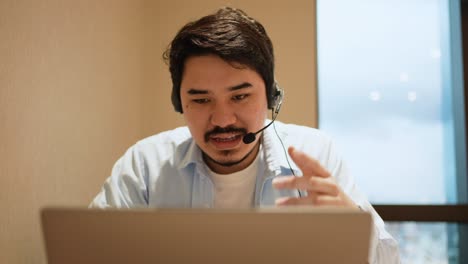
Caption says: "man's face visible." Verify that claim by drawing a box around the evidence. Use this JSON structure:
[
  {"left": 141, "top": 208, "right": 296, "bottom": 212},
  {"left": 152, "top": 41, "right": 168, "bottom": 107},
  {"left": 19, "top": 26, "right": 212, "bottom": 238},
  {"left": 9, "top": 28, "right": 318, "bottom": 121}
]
[{"left": 180, "top": 55, "right": 268, "bottom": 174}]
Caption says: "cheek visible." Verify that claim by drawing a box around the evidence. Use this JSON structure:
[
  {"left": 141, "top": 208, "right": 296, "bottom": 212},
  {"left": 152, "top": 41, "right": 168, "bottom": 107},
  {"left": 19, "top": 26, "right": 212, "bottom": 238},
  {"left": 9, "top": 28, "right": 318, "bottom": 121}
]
[
  {"left": 243, "top": 100, "right": 268, "bottom": 118},
  {"left": 183, "top": 111, "right": 207, "bottom": 138}
]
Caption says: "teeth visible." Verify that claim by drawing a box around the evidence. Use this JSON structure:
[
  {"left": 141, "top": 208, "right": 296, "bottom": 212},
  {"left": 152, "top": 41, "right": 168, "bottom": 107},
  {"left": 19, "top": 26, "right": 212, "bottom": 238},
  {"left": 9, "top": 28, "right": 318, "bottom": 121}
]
[{"left": 213, "top": 135, "right": 238, "bottom": 141}]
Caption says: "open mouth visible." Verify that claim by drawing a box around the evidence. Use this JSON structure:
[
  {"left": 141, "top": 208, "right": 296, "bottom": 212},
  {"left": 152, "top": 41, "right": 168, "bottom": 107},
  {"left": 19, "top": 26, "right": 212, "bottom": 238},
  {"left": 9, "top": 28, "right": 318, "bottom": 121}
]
[
  {"left": 211, "top": 134, "right": 241, "bottom": 141},
  {"left": 204, "top": 126, "right": 248, "bottom": 150},
  {"left": 209, "top": 133, "right": 243, "bottom": 149}
]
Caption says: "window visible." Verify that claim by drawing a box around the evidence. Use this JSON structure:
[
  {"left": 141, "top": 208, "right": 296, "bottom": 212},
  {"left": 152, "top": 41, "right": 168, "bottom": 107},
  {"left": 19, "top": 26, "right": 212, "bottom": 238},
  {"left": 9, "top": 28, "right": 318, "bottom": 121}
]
[
  {"left": 317, "top": 0, "right": 465, "bottom": 204},
  {"left": 316, "top": 0, "right": 467, "bottom": 262}
]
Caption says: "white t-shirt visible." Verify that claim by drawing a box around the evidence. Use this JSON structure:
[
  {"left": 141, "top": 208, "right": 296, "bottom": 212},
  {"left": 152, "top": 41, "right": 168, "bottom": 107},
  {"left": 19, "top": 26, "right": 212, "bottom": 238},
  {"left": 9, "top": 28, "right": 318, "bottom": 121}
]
[{"left": 207, "top": 152, "right": 260, "bottom": 209}]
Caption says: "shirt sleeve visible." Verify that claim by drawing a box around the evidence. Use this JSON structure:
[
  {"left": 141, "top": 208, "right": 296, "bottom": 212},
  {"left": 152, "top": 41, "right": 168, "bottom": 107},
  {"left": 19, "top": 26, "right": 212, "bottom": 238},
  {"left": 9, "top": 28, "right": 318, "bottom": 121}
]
[
  {"left": 89, "top": 144, "right": 149, "bottom": 208},
  {"left": 324, "top": 139, "right": 401, "bottom": 264},
  {"left": 359, "top": 199, "right": 401, "bottom": 264}
]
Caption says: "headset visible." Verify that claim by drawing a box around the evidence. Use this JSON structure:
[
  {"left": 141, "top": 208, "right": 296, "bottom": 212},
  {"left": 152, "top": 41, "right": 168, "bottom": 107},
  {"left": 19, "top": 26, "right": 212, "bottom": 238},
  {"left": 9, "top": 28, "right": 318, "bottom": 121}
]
[
  {"left": 171, "top": 79, "right": 283, "bottom": 145},
  {"left": 242, "top": 82, "right": 301, "bottom": 198},
  {"left": 173, "top": 80, "right": 300, "bottom": 197},
  {"left": 242, "top": 83, "right": 283, "bottom": 144}
]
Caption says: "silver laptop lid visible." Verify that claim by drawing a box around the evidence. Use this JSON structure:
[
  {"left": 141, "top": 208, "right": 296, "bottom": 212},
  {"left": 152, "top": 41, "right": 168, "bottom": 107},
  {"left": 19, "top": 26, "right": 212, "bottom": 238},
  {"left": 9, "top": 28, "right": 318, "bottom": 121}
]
[{"left": 41, "top": 207, "right": 372, "bottom": 264}]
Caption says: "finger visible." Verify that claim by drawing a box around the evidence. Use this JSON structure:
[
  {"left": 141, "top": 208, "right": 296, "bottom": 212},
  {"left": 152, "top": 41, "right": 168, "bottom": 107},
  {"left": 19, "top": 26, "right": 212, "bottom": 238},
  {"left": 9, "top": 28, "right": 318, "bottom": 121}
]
[
  {"left": 275, "top": 196, "right": 316, "bottom": 206},
  {"left": 276, "top": 195, "right": 344, "bottom": 207},
  {"left": 314, "top": 195, "right": 346, "bottom": 207},
  {"left": 272, "top": 176, "right": 312, "bottom": 190},
  {"left": 308, "top": 177, "right": 340, "bottom": 196},
  {"left": 272, "top": 176, "right": 339, "bottom": 197},
  {"left": 288, "top": 147, "right": 330, "bottom": 178}
]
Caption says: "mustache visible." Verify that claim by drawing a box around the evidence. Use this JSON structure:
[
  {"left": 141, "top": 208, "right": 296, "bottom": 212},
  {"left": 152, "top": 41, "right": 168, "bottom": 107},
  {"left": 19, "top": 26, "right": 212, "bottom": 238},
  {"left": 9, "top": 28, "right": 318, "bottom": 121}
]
[{"left": 204, "top": 126, "right": 247, "bottom": 142}]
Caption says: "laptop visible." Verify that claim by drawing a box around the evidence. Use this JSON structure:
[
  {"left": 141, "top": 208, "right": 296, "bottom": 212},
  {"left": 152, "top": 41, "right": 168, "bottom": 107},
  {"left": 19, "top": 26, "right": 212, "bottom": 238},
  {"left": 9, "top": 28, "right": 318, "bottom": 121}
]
[{"left": 41, "top": 207, "right": 372, "bottom": 264}]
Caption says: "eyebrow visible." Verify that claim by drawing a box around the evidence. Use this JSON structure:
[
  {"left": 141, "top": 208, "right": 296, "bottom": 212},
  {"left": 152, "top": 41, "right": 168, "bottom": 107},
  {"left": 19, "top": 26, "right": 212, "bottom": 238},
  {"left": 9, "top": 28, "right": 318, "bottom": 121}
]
[
  {"left": 229, "top": 82, "right": 252, "bottom": 91},
  {"left": 186, "top": 82, "right": 253, "bottom": 95}
]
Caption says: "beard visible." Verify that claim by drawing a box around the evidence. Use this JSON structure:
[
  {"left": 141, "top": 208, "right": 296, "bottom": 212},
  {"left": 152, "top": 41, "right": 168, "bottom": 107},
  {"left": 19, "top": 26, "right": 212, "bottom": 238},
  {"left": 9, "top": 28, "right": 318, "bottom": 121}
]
[{"left": 203, "top": 145, "right": 258, "bottom": 167}]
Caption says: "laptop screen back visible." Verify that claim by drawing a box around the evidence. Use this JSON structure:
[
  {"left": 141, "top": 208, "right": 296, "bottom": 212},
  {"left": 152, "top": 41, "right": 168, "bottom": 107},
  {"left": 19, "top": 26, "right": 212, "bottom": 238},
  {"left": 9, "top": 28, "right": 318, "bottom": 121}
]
[{"left": 41, "top": 207, "right": 371, "bottom": 264}]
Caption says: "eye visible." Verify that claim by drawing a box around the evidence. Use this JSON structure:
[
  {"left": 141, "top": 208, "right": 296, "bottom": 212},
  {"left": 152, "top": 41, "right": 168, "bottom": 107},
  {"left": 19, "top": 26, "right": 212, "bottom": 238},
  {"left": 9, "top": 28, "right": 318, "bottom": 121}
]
[
  {"left": 192, "top": 98, "right": 210, "bottom": 104},
  {"left": 232, "top": 94, "right": 249, "bottom": 101}
]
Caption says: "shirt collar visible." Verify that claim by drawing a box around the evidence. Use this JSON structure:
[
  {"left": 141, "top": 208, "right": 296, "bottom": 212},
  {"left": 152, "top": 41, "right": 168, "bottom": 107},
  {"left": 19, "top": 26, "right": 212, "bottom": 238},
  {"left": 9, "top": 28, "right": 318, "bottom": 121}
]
[
  {"left": 178, "top": 138, "right": 204, "bottom": 170},
  {"left": 261, "top": 120, "right": 301, "bottom": 176}
]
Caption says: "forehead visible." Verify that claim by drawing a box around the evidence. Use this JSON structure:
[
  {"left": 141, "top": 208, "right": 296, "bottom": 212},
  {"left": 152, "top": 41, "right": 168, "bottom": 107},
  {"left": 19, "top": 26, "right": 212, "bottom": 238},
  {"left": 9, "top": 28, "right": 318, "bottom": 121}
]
[{"left": 180, "top": 55, "right": 264, "bottom": 92}]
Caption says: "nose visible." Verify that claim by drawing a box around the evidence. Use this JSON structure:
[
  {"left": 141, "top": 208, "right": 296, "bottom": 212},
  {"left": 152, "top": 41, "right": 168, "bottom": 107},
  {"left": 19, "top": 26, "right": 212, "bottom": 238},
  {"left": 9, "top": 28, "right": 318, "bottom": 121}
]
[{"left": 210, "top": 101, "right": 237, "bottom": 128}]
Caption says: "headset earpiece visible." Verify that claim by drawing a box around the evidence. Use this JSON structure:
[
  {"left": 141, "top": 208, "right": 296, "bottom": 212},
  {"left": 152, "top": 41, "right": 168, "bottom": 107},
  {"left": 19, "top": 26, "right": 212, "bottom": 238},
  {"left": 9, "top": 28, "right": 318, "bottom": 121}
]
[
  {"left": 243, "top": 82, "right": 283, "bottom": 144},
  {"left": 272, "top": 83, "right": 284, "bottom": 114}
]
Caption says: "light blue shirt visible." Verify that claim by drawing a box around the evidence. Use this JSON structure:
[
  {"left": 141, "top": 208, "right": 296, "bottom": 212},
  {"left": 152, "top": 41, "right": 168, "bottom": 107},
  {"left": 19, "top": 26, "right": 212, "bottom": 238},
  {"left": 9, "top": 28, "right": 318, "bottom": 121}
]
[{"left": 90, "top": 120, "right": 400, "bottom": 263}]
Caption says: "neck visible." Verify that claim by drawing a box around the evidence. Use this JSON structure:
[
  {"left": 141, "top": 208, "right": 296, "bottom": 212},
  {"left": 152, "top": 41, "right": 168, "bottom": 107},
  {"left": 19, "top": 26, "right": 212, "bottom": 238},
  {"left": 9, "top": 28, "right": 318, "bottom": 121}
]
[{"left": 204, "top": 140, "right": 261, "bottom": 174}]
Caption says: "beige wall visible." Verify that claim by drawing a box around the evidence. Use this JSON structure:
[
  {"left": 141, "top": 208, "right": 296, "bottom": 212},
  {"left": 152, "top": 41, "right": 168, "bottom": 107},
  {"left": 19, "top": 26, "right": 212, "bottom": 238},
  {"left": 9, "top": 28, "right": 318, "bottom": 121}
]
[
  {"left": 0, "top": 1, "right": 145, "bottom": 263},
  {"left": 0, "top": 1, "right": 316, "bottom": 263}
]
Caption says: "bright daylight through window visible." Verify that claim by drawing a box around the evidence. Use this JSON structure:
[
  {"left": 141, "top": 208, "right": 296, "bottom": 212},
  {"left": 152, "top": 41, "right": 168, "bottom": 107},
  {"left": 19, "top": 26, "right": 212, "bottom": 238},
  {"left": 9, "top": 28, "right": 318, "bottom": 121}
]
[{"left": 317, "top": 0, "right": 466, "bottom": 263}]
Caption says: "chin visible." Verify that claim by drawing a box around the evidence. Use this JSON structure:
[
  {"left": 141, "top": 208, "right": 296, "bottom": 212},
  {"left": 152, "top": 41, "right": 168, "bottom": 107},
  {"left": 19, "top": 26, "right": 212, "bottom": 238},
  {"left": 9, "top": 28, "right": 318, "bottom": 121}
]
[
  {"left": 212, "top": 149, "right": 244, "bottom": 163},
  {"left": 206, "top": 155, "right": 246, "bottom": 168},
  {"left": 205, "top": 143, "right": 258, "bottom": 168}
]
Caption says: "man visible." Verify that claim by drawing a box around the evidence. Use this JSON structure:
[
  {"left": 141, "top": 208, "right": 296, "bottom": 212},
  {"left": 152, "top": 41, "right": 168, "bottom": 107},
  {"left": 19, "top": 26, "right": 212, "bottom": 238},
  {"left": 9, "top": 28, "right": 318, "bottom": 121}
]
[{"left": 90, "top": 7, "right": 400, "bottom": 263}]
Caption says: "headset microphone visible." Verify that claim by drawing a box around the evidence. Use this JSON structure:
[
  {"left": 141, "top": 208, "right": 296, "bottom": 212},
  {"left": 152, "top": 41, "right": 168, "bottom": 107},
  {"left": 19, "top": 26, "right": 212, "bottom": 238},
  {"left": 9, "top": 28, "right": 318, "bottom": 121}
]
[
  {"left": 242, "top": 117, "right": 277, "bottom": 144},
  {"left": 242, "top": 86, "right": 283, "bottom": 144},
  {"left": 242, "top": 133, "right": 257, "bottom": 144},
  {"left": 241, "top": 85, "right": 300, "bottom": 198}
]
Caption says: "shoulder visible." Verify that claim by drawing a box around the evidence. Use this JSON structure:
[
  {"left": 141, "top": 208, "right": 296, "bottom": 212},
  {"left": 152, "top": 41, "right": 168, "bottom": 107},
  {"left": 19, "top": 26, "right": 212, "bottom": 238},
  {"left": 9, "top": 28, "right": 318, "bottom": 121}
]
[
  {"left": 268, "top": 121, "right": 350, "bottom": 181},
  {"left": 271, "top": 120, "right": 339, "bottom": 163},
  {"left": 129, "top": 126, "right": 193, "bottom": 162},
  {"left": 273, "top": 120, "right": 333, "bottom": 146},
  {"left": 137, "top": 126, "right": 192, "bottom": 147}
]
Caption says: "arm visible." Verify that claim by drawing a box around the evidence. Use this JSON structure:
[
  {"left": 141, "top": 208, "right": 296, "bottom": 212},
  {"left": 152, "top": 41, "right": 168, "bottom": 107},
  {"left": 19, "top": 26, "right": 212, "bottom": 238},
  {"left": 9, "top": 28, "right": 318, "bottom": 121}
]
[
  {"left": 272, "top": 147, "right": 401, "bottom": 264},
  {"left": 89, "top": 145, "right": 148, "bottom": 208}
]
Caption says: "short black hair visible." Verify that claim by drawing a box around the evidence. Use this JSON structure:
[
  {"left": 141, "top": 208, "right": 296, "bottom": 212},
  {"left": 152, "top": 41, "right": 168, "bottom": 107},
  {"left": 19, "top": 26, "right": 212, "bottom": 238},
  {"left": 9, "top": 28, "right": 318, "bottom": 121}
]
[{"left": 163, "top": 7, "right": 275, "bottom": 113}]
